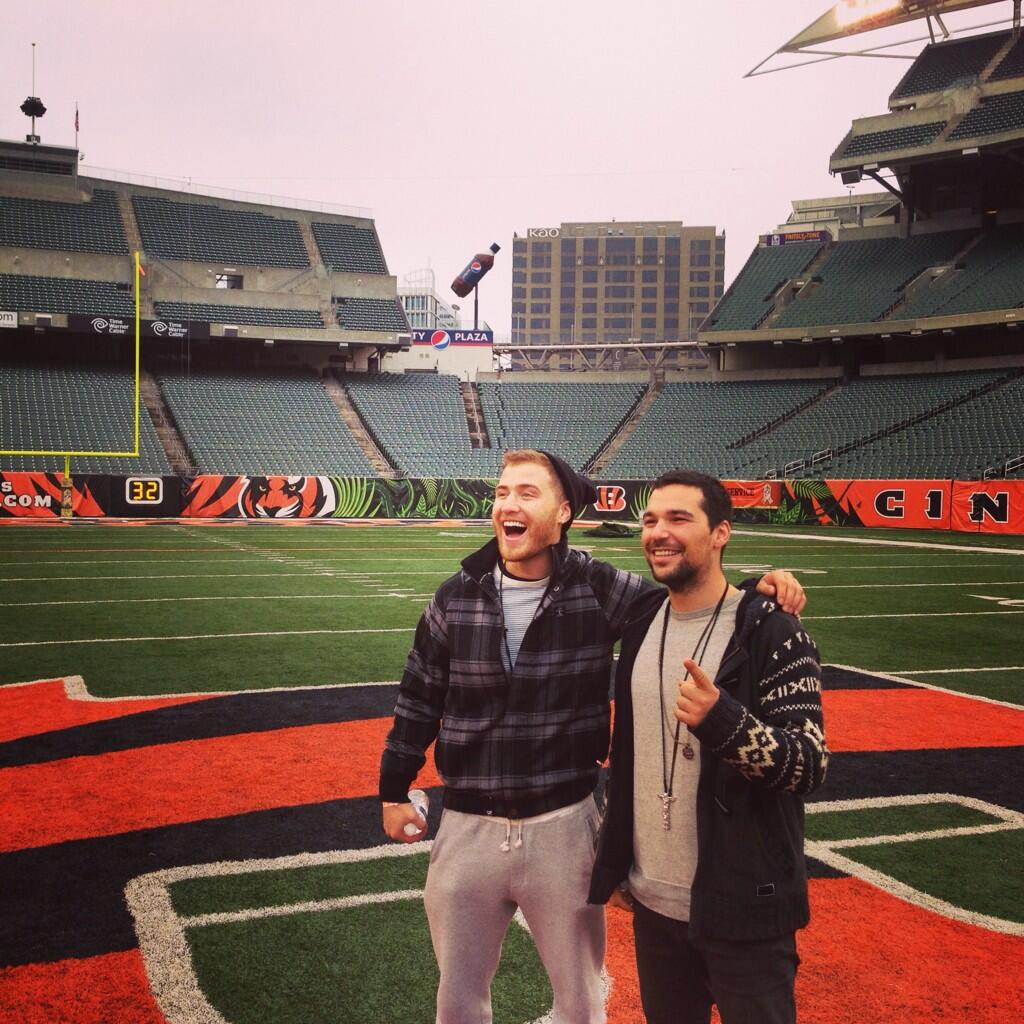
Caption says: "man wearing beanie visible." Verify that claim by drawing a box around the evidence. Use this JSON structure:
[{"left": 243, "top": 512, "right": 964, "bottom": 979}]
[{"left": 379, "top": 450, "right": 804, "bottom": 1024}]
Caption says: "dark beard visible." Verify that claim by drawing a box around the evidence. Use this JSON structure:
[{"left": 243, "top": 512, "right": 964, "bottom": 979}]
[{"left": 649, "top": 558, "right": 700, "bottom": 592}]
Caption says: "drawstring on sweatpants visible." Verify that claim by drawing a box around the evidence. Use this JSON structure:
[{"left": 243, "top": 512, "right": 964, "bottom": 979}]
[{"left": 499, "top": 819, "right": 524, "bottom": 852}]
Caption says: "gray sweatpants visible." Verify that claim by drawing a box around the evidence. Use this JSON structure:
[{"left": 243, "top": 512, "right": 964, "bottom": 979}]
[{"left": 423, "top": 796, "right": 607, "bottom": 1024}]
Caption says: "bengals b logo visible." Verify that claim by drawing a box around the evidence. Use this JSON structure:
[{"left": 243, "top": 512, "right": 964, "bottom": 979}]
[{"left": 595, "top": 485, "right": 626, "bottom": 513}]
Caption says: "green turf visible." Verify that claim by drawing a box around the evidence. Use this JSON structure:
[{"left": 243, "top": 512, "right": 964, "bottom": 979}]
[
  {"left": 844, "top": 828, "right": 1023, "bottom": 923},
  {"left": 170, "top": 853, "right": 430, "bottom": 917},
  {"left": 806, "top": 802, "right": 1002, "bottom": 842},
  {"left": 187, "top": 899, "right": 551, "bottom": 1024},
  {"left": 1, "top": 521, "right": 1022, "bottom": 705}
]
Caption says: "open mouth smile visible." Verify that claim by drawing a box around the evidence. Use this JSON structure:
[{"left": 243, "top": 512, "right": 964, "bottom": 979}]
[{"left": 501, "top": 520, "right": 528, "bottom": 538}]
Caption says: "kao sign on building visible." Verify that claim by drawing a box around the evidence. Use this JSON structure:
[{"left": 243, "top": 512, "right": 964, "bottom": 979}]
[{"left": 527, "top": 228, "right": 560, "bottom": 238}]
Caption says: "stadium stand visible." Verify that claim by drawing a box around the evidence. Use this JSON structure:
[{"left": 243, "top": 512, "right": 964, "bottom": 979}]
[
  {"left": 948, "top": 89, "right": 1024, "bottom": 140},
  {"left": 890, "top": 30, "right": 1011, "bottom": 99},
  {"left": 312, "top": 222, "right": 388, "bottom": 274},
  {"left": 131, "top": 194, "right": 309, "bottom": 267},
  {"left": 827, "top": 373, "right": 1024, "bottom": 479},
  {"left": 477, "top": 380, "right": 645, "bottom": 471},
  {"left": 989, "top": 32, "right": 1024, "bottom": 81},
  {"left": 335, "top": 297, "right": 409, "bottom": 333},
  {"left": 704, "top": 241, "right": 823, "bottom": 331},
  {"left": 0, "top": 273, "right": 134, "bottom": 317},
  {"left": 893, "top": 223, "right": 1024, "bottom": 318},
  {"left": 732, "top": 370, "right": 1007, "bottom": 477},
  {"left": 0, "top": 362, "right": 171, "bottom": 474},
  {"left": 157, "top": 369, "right": 374, "bottom": 475},
  {"left": 343, "top": 372, "right": 502, "bottom": 478},
  {"left": 772, "top": 230, "right": 973, "bottom": 328},
  {"left": 0, "top": 188, "right": 127, "bottom": 254},
  {"left": 154, "top": 301, "right": 324, "bottom": 329},
  {"left": 600, "top": 378, "right": 830, "bottom": 479},
  {"left": 841, "top": 121, "right": 947, "bottom": 158}
]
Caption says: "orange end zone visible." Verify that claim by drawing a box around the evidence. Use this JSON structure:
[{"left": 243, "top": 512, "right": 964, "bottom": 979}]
[
  {"left": 1, "top": 717, "right": 439, "bottom": 853},
  {"left": 796, "top": 875, "right": 1024, "bottom": 1024},
  {"left": 0, "top": 679, "right": 215, "bottom": 745},
  {"left": 822, "top": 688, "right": 1024, "bottom": 752},
  {"left": 0, "top": 950, "right": 167, "bottom": 1024}
]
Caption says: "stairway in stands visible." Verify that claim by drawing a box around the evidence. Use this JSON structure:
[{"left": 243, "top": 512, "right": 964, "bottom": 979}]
[
  {"left": 139, "top": 369, "right": 195, "bottom": 474},
  {"left": 460, "top": 381, "right": 492, "bottom": 449},
  {"left": 588, "top": 375, "right": 663, "bottom": 475},
  {"left": 323, "top": 374, "right": 396, "bottom": 477}
]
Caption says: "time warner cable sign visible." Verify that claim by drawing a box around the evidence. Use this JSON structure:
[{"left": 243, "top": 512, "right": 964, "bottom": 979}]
[{"left": 412, "top": 329, "right": 493, "bottom": 349}]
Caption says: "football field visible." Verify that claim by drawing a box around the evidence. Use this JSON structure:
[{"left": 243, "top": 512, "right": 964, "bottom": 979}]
[{"left": 1, "top": 520, "right": 1022, "bottom": 1023}]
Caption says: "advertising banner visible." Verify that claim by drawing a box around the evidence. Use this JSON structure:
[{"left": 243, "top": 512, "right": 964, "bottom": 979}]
[
  {"left": 951, "top": 480, "right": 1024, "bottom": 535},
  {"left": 0, "top": 473, "right": 104, "bottom": 518},
  {"left": 68, "top": 315, "right": 211, "bottom": 340},
  {"left": 411, "top": 329, "right": 493, "bottom": 348}
]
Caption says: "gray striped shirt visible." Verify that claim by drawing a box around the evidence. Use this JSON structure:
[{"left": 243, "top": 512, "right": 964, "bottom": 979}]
[{"left": 494, "top": 565, "right": 549, "bottom": 672}]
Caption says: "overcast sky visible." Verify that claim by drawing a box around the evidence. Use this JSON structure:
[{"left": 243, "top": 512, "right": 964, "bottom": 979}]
[{"left": 2, "top": 1, "right": 1013, "bottom": 336}]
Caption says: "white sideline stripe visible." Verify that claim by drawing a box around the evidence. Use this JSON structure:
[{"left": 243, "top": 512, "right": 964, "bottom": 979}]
[
  {"left": 805, "top": 794, "right": 1024, "bottom": 936},
  {"left": 826, "top": 662, "right": 1024, "bottom": 709},
  {"left": 0, "top": 593, "right": 433, "bottom": 609},
  {"left": 2, "top": 563, "right": 1016, "bottom": 584},
  {"left": 0, "top": 627, "right": 413, "bottom": 649},
  {"left": 0, "top": 674, "right": 401, "bottom": 701},
  {"left": 732, "top": 528, "right": 1024, "bottom": 556},
  {"left": 826, "top": 821, "right": 1020, "bottom": 849},
  {"left": 181, "top": 888, "right": 425, "bottom": 929},
  {"left": 804, "top": 610, "right": 1024, "bottom": 620},
  {"left": 806, "top": 580, "right": 1024, "bottom": 589},
  {"left": 126, "top": 842, "right": 557, "bottom": 1024},
  {"left": 890, "top": 665, "right": 1024, "bottom": 675}
]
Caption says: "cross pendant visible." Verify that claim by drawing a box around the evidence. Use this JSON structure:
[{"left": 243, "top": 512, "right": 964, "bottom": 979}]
[{"left": 659, "top": 791, "right": 676, "bottom": 831}]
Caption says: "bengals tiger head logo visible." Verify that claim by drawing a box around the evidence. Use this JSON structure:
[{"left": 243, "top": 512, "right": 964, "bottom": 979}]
[{"left": 239, "top": 476, "right": 337, "bottom": 518}]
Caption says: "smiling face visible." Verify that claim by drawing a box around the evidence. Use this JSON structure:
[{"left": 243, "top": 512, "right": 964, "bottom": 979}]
[
  {"left": 642, "top": 483, "right": 731, "bottom": 593},
  {"left": 491, "top": 459, "right": 570, "bottom": 579}
]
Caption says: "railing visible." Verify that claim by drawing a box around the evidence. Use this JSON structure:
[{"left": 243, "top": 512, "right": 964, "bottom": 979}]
[
  {"left": 80, "top": 164, "right": 372, "bottom": 219},
  {"left": 784, "top": 458, "right": 807, "bottom": 476},
  {"left": 811, "top": 447, "right": 834, "bottom": 466}
]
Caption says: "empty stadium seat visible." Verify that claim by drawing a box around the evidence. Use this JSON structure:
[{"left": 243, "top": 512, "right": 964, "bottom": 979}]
[
  {"left": 893, "top": 223, "right": 1024, "bottom": 319},
  {"left": 0, "top": 362, "right": 171, "bottom": 474},
  {"left": 335, "top": 298, "right": 408, "bottom": 333},
  {"left": 706, "top": 242, "right": 823, "bottom": 332},
  {"left": 157, "top": 369, "right": 375, "bottom": 476},
  {"left": 840, "top": 121, "right": 947, "bottom": 158},
  {"left": 602, "top": 379, "right": 829, "bottom": 480},
  {"left": 0, "top": 273, "right": 134, "bottom": 317},
  {"left": 312, "top": 222, "right": 388, "bottom": 274},
  {"left": 343, "top": 373, "right": 501, "bottom": 478},
  {"left": 477, "top": 380, "right": 645, "bottom": 471},
  {"left": 154, "top": 301, "right": 324, "bottom": 329},
  {"left": 890, "top": 31, "right": 1011, "bottom": 99},
  {"left": 948, "top": 89, "right": 1024, "bottom": 141},
  {"left": 0, "top": 189, "right": 128, "bottom": 255},
  {"left": 773, "top": 230, "right": 973, "bottom": 328},
  {"left": 132, "top": 194, "right": 308, "bottom": 268}
]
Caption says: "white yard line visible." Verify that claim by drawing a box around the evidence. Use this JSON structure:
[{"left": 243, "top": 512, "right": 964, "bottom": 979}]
[
  {"left": 0, "top": 593, "right": 433, "bottom": 609},
  {"left": 804, "top": 610, "right": 1024, "bottom": 620},
  {"left": 826, "top": 663, "right": 1023, "bottom": 709},
  {"left": 805, "top": 794, "right": 1024, "bottom": 936},
  {"left": 889, "top": 665, "right": 1024, "bottom": 675},
  {"left": 0, "top": 627, "right": 414, "bottom": 649},
  {"left": 732, "top": 529, "right": 1024, "bottom": 556},
  {"left": 805, "top": 581, "right": 1024, "bottom": 589}
]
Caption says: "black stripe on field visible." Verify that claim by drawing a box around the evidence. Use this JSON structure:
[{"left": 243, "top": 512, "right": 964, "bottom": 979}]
[
  {"left": 820, "top": 666, "right": 913, "bottom": 691},
  {"left": 809, "top": 746, "right": 1024, "bottom": 813},
  {"left": 0, "top": 684, "right": 400, "bottom": 769},
  {"left": 0, "top": 789, "right": 440, "bottom": 969}
]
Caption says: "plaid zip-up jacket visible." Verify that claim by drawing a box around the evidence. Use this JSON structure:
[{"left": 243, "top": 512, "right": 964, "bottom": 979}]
[{"left": 379, "top": 537, "right": 651, "bottom": 818}]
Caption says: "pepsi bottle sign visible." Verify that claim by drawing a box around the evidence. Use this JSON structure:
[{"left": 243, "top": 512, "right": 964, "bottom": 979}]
[{"left": 451, "top": 242, "right": 501, "bottom": 298}]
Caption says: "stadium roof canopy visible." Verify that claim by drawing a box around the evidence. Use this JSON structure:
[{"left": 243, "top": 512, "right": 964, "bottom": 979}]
[{"left": 748, "top": 0, "right": 1020, "bottom": 77}]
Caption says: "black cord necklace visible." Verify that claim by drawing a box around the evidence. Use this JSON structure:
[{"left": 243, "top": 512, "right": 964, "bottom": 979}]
[{"left": 657, "top": 580, "right": 729, "bottom": 831}]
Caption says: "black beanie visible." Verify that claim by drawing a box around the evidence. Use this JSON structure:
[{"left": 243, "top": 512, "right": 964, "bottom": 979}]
[{"left": 539, "top": 451, "right": 598, "bottom": 536}]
